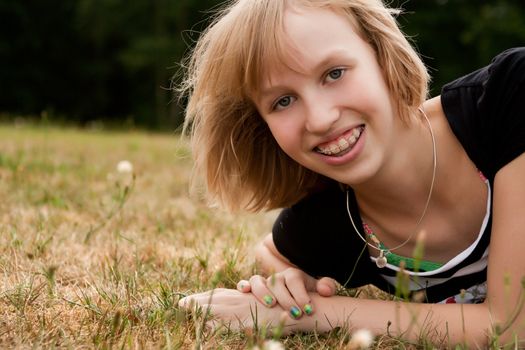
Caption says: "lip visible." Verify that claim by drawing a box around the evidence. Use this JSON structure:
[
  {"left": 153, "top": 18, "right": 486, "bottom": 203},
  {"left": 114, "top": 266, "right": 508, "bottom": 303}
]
[{"left": 314, "top": 125, "right": 366, "bottom": 165}]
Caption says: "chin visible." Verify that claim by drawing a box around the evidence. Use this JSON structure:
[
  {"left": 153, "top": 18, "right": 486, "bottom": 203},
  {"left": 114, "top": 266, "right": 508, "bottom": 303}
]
[{"left": 335, "top": 163, "right": 381, "bottom": 187}]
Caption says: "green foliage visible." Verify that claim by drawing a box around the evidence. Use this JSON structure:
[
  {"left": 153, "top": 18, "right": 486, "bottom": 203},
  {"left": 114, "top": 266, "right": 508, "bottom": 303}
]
[
  {"left": 0, "top": 0, "right": 219, "bottom": 129},
  {"left": 1, "top": 0, "right": 524, "bottom": 129},
  {"left": 394, "top": 0, "right": 525, "bottom": 94}
]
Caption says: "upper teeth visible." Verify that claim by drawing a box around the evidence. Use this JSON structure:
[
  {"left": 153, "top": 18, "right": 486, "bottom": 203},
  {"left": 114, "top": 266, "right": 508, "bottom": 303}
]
[{"left": 317, "top": 127, "right": 363, "bottom": 156}]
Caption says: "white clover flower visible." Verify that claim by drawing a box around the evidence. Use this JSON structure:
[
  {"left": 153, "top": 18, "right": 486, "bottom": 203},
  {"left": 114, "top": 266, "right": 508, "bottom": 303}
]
[
  {"left": 116, "top": 160, "right": 133, "bottom": 174},
  {"left": 348, "top": 328, "right": 374, "bottom": 349},
  {"left": 262, "top": 339, "right": 285, "bottom": 350}
]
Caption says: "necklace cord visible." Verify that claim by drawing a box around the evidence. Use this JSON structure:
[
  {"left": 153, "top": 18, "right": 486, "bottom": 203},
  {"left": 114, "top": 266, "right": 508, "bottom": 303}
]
[{"left": 346, "top": 107, "right": 437, "bottom": 256}]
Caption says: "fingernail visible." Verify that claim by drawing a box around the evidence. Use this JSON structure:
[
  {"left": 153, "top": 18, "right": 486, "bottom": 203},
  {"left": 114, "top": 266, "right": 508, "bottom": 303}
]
[
  {"left": 290, "top": 306, "right": 302, "bottom": 319},
  {"left": 263, "top": 295, "right": 273, "bottom": 306},
  {"left": 303, "top": 304, "right": 313, "bottom": 315}
]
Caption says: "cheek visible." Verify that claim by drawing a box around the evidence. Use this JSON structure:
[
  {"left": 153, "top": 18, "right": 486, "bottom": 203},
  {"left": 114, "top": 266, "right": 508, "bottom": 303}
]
[
  {"left": 349, "top": 67, "right": 392, "bottom": 110},
  {"left": 267, "top": 120, "right": 301, "bottom": 155}
]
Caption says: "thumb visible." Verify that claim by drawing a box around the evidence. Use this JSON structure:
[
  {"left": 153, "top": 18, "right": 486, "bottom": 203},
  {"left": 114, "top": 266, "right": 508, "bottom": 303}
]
[{"left": 316, "top": 277, "right": 337, "bottom": 297}]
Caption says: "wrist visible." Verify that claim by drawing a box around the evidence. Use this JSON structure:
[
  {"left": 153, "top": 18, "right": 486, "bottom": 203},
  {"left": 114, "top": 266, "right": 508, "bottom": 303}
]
[
  {"left": 280, "top": 293, "right": 352, "bottom": 334},
  {"left": 293, "top": 293, "right": 348, "bottom": 333}
]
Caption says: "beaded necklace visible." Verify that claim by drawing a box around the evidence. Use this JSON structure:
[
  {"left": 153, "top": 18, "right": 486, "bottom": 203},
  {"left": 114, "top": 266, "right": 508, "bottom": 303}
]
[
  {"left": 346, "top": 108, "right": 436, "bottom": 269},
  {"left": 362, "top": 221, "right": 443, "bottom": 271},
  {"left": 360, "top": 170, "right": 488, "bottom": 272}
]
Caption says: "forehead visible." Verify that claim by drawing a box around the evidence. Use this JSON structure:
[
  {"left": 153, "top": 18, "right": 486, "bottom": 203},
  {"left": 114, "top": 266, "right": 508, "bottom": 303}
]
[{"left": 254, "top": 5, "right": 364, "bottom": 91}]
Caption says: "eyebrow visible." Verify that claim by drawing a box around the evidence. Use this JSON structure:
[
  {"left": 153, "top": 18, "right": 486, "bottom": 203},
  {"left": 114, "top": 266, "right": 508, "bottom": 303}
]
[{"left": 258, "top": 49, "right": 356, "bottom": 100}]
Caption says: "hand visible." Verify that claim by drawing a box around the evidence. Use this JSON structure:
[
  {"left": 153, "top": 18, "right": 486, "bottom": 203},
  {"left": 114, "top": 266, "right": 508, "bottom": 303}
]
[
  {"left": 178, "top": 288, "right": 297, "bottom": 334},
  {"left": 236, "top": 268, "right": 337, "bottom": 320}
]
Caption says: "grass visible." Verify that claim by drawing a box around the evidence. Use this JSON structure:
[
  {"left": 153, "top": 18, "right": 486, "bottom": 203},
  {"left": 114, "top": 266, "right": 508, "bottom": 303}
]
[
  {"left": 2, "top": 122, "right": 518, "bottom": 349},
  {"left": 0, "top": 122, "right": 278, "bottom": 348}
]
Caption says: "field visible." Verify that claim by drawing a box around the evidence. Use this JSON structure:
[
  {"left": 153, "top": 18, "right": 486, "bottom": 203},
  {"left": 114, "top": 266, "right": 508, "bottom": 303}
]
[
  {"left": 0, "top": 123, "right": 282, "bottom": 348},
  {"left": 0, "top": 124, "right": 384, "bottom": 349},
  {"left": 2, "top": 123, "right": 509, "bottom": 349}
]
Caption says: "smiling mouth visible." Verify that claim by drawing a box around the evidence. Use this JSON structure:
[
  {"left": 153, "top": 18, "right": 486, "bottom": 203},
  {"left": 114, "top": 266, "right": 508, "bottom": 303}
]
[{"left": 315, "top": 126, "right": 365, "bottom": 157}]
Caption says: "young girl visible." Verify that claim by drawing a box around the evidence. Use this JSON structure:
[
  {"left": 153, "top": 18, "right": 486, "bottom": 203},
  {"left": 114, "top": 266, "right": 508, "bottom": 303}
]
[{"left": 178, "top": 0, "right": 525, "bottom": 347}]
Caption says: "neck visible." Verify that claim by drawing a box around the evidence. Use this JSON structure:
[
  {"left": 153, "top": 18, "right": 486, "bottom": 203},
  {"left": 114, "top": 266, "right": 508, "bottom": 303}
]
[{"left": 352, "top": 109, "right": 437, "bottom": 221}]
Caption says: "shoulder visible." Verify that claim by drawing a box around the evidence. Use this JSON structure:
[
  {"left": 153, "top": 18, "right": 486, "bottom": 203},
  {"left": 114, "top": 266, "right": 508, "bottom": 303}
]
[
  {"left": 440, "top": 47, "right": 525, "bottom": 177},
  {"left": 441, "top": 47, "right": 525, "bottom": 113},
  {"left": 487, "top": 47, "right": 525, "bottom": 84},
  {"left": 490, "top": 47, "right": 525, "bottom": 68},
  {"left": 442, "top": 47, "right": 525, "bottom": 94}
]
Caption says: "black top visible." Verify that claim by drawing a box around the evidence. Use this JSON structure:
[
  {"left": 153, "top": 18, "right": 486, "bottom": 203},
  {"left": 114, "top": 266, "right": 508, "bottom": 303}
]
[{"left": 272, "top": 47, "right": 525, "bottom": 303}]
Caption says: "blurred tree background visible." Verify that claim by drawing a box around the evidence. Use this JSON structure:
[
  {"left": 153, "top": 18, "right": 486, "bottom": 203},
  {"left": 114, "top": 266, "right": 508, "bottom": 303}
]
[{"left": 0, "top": 0, "right": 524, "bottom": 131}]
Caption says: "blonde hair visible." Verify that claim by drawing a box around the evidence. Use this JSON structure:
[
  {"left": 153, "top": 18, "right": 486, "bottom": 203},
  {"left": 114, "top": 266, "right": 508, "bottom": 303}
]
[{"left": 180, "top": 0, "right": 429, "bottom": 212}]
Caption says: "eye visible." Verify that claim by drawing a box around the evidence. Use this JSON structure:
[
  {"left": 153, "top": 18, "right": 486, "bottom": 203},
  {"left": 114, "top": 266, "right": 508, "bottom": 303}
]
[
  {"left": 272, "top": 95, "right": 296, "bottom": 111},
  {"left": 325, "top": 68, "right": 345, "bottom": 83}
]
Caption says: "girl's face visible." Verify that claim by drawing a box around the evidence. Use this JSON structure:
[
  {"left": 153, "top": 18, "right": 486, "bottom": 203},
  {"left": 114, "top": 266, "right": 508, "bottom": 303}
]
[{"left": 254, "top": 6, "right": 402, "bottom": 186}]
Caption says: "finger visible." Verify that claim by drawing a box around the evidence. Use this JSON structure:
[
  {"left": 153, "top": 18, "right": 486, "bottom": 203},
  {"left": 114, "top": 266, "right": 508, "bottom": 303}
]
[
  {"left": 179, "top": 298, "right": 213, "bottom": 320},
  {"left": 266, "top": 274, "right": 304, "bottom": 319},
  {"left": 302, "top": 273, "right": 320, "bottom": 292},
  {"left": 249, "top": 275, "right": 276, "bottom": 307},
  {"left": 178, "top": 296, "right": 195, "bottom": 309},
  {"left": 281, "top": 272, "right": 314, "bottom": 316},
  {"left": 237, "top": 279, "right": 251, "bottom": 293},
  {"left": 316, "top": 277, "right": 337, "bottom": 297},
  {"left": 205, "top": 318, "right": 221, "bottom": 333},
  {"left": 178, "top": 292, "right": 215, "bottom": 309},
  {"left": 205, "top": 317, "right": 241, "bottom": 334},
  {"left": 178, "top": 288, "right": 231, "bottom": 308}
]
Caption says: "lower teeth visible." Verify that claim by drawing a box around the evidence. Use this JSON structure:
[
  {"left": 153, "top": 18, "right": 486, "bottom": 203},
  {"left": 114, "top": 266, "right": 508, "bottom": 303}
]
[{"left": 333, "top": 147, "right": 352, "bottom": 156}]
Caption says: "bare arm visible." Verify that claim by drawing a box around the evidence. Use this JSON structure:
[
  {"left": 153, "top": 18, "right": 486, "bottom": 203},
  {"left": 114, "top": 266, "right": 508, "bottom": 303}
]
[
  {"left": 298, "top": 153, "right": 525, "bottom": 347},
  {"left": 484, "top": 151, "right": 525, "bottom": 344},
  {"left": 253, "top": 232, "right": 337, "bottom": 294},
  {"left": 247, "top": 233, "right": 337, "bottom": 314},
  {"left": 301, "top": 293, "right": 491, "bottom": 346},
  {"left": 254, "top": 233, "right": 297, "bottom": 274},
  {"left": 181, "top": 153, "right": 525, "bottom": 347}
]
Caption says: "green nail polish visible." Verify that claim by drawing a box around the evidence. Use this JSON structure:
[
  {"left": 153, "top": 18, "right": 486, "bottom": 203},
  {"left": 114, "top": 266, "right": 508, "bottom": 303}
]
[
  {"left": 290, "top": 306, "right": 302, "bottom": 319},
  {"left": 303, "top": 304, "right": 313, "bottom": 315},
  {"left": 263, "top": 295, "right": 273, "bottom": 305}
]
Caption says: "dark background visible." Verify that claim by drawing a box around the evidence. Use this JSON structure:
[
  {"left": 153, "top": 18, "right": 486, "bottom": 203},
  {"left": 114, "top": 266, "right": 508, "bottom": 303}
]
[{"left": 1, "top": 0, "right": 524, "bottom": 131}]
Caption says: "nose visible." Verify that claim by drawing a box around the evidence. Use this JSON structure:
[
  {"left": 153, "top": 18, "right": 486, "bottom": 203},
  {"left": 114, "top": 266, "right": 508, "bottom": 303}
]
[{"left": 303, "top": 97, "right": 339, "bottom": 134}]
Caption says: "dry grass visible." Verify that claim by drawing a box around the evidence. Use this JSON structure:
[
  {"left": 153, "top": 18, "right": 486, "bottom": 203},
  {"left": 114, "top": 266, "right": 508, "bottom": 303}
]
[
  {"left": 0, "top": 123, "right": 275, "bottom": 348},
  {"left": 0, "top": 122, "right": 482, "bottom": 349}
]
